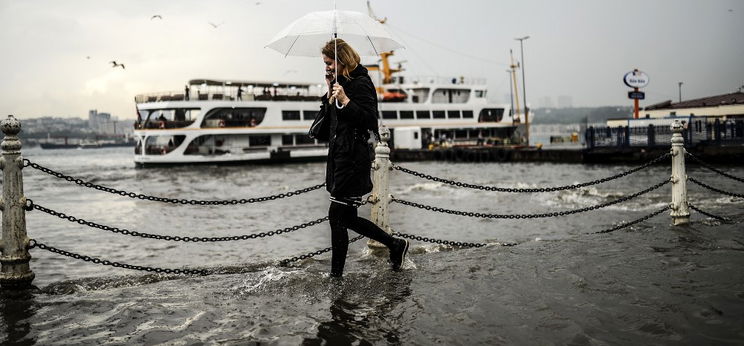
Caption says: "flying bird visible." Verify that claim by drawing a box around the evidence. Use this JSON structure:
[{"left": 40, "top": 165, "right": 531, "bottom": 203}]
[
  {"left": 208, "top": 22, "right": 224, "bottom": 29},
  {"left": 151, "top": 15, "right": 162, "bottom": 20},
  {"left": 110, "top": 61, "right": 125, "bottom": 69}
]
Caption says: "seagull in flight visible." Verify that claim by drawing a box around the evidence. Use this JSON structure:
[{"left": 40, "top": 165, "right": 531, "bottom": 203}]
[
  {"left": 110, "top": 61, "right": 125, "bottom": 69},
  {"left": 208, "top": 21, "right": 224, "bottom": 29},
  {"left": 151, "top": 15, "right": 162, "bottom": 20}
]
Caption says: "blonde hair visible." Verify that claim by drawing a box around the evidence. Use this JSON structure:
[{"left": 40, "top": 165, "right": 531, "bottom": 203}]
[{"left": 322, "top": 38, "right": 360, "bottom": 80}]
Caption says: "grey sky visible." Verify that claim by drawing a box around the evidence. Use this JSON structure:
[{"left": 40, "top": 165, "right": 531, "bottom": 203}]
[{"left": 1, "top": 0, "right": 742, "bottom": 119}]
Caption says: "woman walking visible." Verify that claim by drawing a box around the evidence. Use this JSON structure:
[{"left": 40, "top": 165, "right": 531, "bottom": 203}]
[{"left": 315, "top": 38, "right": 409, "bottom": 278}]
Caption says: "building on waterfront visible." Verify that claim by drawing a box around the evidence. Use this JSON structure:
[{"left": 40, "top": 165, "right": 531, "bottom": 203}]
[
  {"left": 641, "top": 91, "right": 744, "bottom": 120},
  {"left": 88, "top": 109, "right": 129, "bottom": 135}
]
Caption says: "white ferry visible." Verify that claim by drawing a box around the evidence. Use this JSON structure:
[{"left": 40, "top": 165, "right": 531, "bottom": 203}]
[{"left": 132, "top": 58, "right": 526, "bottom": 167}]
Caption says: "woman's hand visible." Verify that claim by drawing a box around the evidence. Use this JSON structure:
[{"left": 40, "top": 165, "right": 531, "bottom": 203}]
[
  {"left": 325, "top": 72, "right": 334, "bottom": 99},
  {"left": 332, "top": 83, "right": 350, "bottom": 106}
]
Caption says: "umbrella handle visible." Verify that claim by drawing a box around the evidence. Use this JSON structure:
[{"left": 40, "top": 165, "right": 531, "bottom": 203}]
[{"left": 335, "top": 99, "right": 345, "bottom": 109}]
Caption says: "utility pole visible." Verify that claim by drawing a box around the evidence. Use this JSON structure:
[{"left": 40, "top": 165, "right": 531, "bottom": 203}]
[{"left": 678, "top": 82, "right": 683, "bottom": 103}]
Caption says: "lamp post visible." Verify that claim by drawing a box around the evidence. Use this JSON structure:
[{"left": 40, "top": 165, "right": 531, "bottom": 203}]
[
  {"left": 678, "top": 82, "right": 683, "bottom": 103},
  {"left": 515, "top": 35, "right": 530, "bottom": 145}
]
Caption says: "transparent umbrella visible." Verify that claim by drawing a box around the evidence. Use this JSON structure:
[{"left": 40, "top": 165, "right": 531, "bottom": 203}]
[{"left": 265, "top": 9, "right": 403, "bottom": 58}]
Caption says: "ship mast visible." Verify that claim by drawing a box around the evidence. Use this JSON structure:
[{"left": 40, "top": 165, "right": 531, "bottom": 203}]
[
  {"left": 364, "top": 1, "right": 401, "bottom": 90},
  {"left": 509, "top": 49, "right": 521, "bottom": 123}
]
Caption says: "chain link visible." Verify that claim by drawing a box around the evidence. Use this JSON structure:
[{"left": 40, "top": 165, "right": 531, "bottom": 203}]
[
  {"left": 686, "top": 152, "right": 744, "bottom": 183},
  {"left": 688, "top": 203, "right": 734, "bottom": 222},
  {"left": 392, "top": 231, "right": 517, "bottom": 248},
  {"left": 393, "top": 179, "right": 670, "bottom": 219},
  {"left": 29, "top": 201, "right": 328, "bottom": 242},
  {"left": 23, "top": 159, "right": 324, "bottom": 205},
  {"left": 30, "top": 241, "right": 208, "bottom": 275},
  {"left": 590, "top": 205, "right": 670, "bottom": 234},
  {"left": 688, "top": 177, "right": 744, "bottom": 199},
  {"left": 393, "top": 153, "right": 670, "bottom": 193},
  {"left": 279, "top": 235, "right": 365, "bottom": 266}
]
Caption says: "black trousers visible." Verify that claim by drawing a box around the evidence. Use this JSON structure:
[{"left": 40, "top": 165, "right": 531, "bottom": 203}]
[{"left": 328, "top": 197, "right": 395, "bottom": 276}]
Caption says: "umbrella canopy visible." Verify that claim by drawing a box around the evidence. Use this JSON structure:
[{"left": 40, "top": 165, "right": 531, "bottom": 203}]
[{"left": 266, "top": 10, "right": 403, "bottom": 57}]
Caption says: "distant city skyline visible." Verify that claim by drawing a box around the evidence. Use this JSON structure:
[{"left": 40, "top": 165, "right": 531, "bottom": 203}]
[{"left": 1, "top": 0, "right": 742, "bottom": 119}]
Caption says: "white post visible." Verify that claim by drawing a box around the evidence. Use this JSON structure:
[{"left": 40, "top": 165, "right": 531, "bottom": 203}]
[
  {"left": 369, "top": 125, "right": 392, "bottom": 250},
  {"left": 0, "top": 115, "right": 35, "bottom": 288},
  {"left": 670, "top": 120, "right": 690, "bottom": 226}
]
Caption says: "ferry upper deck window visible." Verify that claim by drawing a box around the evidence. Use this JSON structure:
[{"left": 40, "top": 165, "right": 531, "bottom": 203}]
[
  {"left": 447, "top": 110, "right": 461, "bottom": 119},
  {"left": 432, "top": 110, "right": 446, "bottom": 119},
  {"left": 416, "top": 110, "right": 431, "bottom": 119},
  {"left": 475, "top": 90, "right": 485, "bottom": 98},
  {"left": 462, "top": 110, "right": 474, "bottom": 118},
  {"left": 202, "top": 107, "right": 266, "bottom": 128},
  {"left": 432, "top": 88, "right": 470, "bottom": 104},
  {"left": 400, "top": 111, "right": 414, "bottom": 119},
  {"left": 302, "top": 110, "right": 316, "bottom": 120},
  {"left": 282, "top": 110, "right": 301, "bottom": 121},
  {"left": 382, "top": 111, "right": 397, "bottom": 119},
  {"left": 478, "top": 108, "right": 504, "bottom": 123}
]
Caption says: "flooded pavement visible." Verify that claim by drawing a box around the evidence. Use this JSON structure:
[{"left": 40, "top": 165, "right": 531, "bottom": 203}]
[{"left": 1, "top": 147, "right": 742, "bottom": 344}]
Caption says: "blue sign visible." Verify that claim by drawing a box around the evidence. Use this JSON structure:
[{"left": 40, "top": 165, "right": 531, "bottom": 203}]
[{"left": 628, "top": 91, "right": 645, "bottom": 100}]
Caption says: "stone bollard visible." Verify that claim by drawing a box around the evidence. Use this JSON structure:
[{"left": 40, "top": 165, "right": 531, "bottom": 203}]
[
  {"left": 670, "top": 120, "right": 690, "bottom": 226},
  {"left": 368, "top": 125, "right": 392, "bottom": 251},
  {"left": 0, "top": 115, "right": 35, "bottom": 288}
]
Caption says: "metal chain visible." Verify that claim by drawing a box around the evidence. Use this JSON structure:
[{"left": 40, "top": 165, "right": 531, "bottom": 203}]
[
  {"left": 23, "top": 159, "right": 324, "bottom": 205},
  {"left": 686, "top": 152, "right": 744, "bottom": 183},
  {"left": 392, "top": 231, "right": 517, "bottom": 248},
  {"left": 28, "top": 200, "right": 328, "bottom": 242},
  {"left": 688, "top": 177, "right": 744, "bottom": 199},
  {"left": 590, "top": 205, "right": 670, "bottom": 234},
  {"left": 29, "top": 240, "right": 208, "bottom": 275},
  {"left": 392, "top": 179, "right": 670, "bottom": 219},
  {"left": 688, "top": 203, "right": 734, "bottom": 222},
  {"left": 278, "top": 235, "right": 365, "bottom": 266},
  {"left": 393, "top": 153, "right": 671, "bottom": 193}
]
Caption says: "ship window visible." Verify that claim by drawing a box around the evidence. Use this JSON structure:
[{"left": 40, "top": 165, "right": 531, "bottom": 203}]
[
  {"left": 142, "top": 108, "right": 199, "bottom": 129},
  {"left": 400, "top": 111, "right": 414, "bottom": 119},
  {"left": 447, "top": 110, "right": 461, "bottom": 119},
  {"left": 478, "top": 108, "right": 504, "bottom": 123},
  {"left": 282, "top": 135, "right": 294, "bottom": 145},
  {"left": 455, "top": 129, "right": 468, "bottom": 138},
  {"left": 462, "top": 110, "right": 474, "bottom": 118},
  {"left": 282, "top": 110, "right": 301, "bottom": 121},
  {"left": 416, "top": 110, "right": 431, "bottom": 119},
  {"left": 432, "top": 88, "right": 470, "bottom": 103},
  {"left": 432, "top": 110, "right": 446, "bottom": 119},
  {"left": 411, "top": 88, "right": 430, "bottom": 103},
  {"left": 382, "top": 111, "right": 398, "bottom": 119},
  {"left": 144, "top": 135, "right": 185, "bottom": 155},
  {"left": 202, "top": 107, "right": 266, "bottom": 128},
  {"left": 475, "top": 90, "right": 485, "bottom": 98},
  {"left": 296, "top": 135, "right": 315, "bottom": 145},
  {"left": 249, "top": 135, "right": 271, "bottom": 147},
  {"left": 302, "top": 110, "right": 317, "bottom": 120}
]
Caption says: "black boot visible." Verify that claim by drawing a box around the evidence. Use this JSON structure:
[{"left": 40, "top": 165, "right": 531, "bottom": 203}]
[{"left": 389, "top": 238, "right": 410, "bottom": 271}]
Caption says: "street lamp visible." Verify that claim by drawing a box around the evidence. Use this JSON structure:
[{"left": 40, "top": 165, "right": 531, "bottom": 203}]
[
  {"left": 678, "top": 82, "right": 683, "bottom": 103},
  {"left": 515, "top": 35, "right": 530, "bottom": 145}
]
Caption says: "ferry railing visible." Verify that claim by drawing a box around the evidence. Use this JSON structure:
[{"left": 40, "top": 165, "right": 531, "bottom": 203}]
[{"left": 3, "top": 115, "right": 742, "bottom": 288}]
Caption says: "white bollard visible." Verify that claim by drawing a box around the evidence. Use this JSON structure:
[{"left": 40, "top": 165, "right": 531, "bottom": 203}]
[
  {"left": 0, "top": 115, "right": 35, "bottom": 288},
  {"left": 670, "top": 120, "right": 690, "bottom": 226},
  {"left": 369, "top": 125, "right": 392, "bottom": 250}
]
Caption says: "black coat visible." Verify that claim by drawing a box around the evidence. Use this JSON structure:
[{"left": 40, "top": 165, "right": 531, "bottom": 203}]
[{"left": 318, "top": 65, "right": 379, "bottom": 197}]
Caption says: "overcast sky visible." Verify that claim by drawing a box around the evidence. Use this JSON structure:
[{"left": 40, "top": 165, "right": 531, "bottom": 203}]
[{"left": 1, "top": 0, "right": 742, "bottom": 120}]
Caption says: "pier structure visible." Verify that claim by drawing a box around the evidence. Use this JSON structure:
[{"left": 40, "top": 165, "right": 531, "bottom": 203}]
[{"left": 2, "top": 117, "right": 741, "bottom": 288}]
